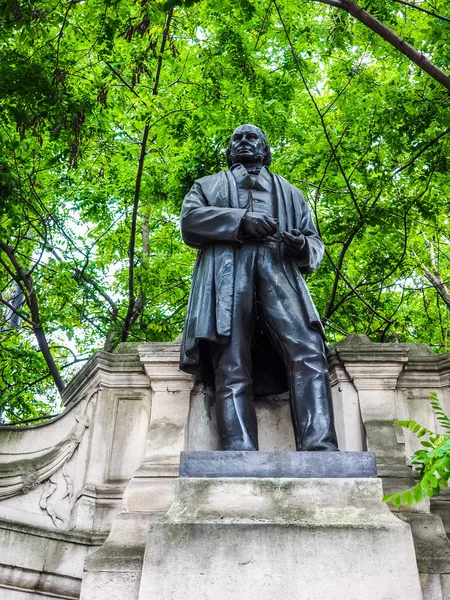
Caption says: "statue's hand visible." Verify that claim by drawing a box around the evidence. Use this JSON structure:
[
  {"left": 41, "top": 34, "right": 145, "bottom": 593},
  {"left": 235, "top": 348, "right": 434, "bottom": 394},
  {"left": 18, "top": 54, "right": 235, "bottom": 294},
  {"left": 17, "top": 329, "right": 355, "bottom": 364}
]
[
  {"left": 281, "top": 229, "right": 306, "bottom": 258},
  {"left": 241, "top": 212, "right": 277, "bottom": 240}
]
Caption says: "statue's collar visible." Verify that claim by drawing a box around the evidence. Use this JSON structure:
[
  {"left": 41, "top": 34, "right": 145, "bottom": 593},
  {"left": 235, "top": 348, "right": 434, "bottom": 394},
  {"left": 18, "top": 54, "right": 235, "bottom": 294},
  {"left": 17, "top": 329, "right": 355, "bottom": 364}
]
[
  {"left": 230, "top": 163, "right": 269, "bottom": 189},
  {"left": 231, "top": 162, "right": 266, "bottom": 175}
]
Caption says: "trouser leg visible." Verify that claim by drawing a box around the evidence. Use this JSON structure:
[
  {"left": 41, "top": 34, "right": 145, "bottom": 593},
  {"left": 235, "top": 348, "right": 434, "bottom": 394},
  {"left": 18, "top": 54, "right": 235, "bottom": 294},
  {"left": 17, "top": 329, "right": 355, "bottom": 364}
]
[
  {"left": 210, "top": 245, "right": 258, "bottom": 451},
  {"left": 256, "top": 245, "right": 338, "bottom": 451},
  {"left": 286, "top": 337, "right": 338, "bottom": 450}
]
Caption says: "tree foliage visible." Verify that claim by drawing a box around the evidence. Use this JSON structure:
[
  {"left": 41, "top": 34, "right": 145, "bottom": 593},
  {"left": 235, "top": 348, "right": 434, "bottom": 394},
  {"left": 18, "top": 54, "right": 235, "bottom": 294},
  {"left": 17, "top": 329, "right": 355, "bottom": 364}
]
[{"left": 0, "top": 0, "right": 449, "bottom": 422}]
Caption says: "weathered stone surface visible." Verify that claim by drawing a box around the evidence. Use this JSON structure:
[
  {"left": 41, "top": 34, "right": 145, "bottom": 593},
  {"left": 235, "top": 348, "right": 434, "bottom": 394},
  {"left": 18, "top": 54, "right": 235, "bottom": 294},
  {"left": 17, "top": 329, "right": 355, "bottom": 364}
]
[
  {"left": 187, "top": 388, "right": 299, "bottom": 452},
  {"left": 432, "top": 489, "right": 450, "bottom": 535},
  {"left": 166, "top": 476, "right": 395, "bottom": 525},
  {"left": 179, "top": 450, "right": 377, "bottom": 478},
  {"left": 81, "top": 571, "right": 141, "bottom": 600},
  {"left": 403, "top": 513, "right": 450, "bottom": 574},
  {"left": 140, "top": 523, "right": 419, "bottom": 600},
  {"left": 79, "top": 512, "right": 155, "bottom": 600},
  {"left": 0, "top": 519, "right": 102, "bottom": 599},
  {"left": 137, "top": 476, "right": 423, "bottom": 600}
]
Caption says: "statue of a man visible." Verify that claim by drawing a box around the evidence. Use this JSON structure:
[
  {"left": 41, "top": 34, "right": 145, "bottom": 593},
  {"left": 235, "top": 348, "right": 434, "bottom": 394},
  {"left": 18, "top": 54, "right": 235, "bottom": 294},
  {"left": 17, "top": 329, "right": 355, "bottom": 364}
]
[{"left": 179, "top": 124, "right": 338, "bottom": 452}]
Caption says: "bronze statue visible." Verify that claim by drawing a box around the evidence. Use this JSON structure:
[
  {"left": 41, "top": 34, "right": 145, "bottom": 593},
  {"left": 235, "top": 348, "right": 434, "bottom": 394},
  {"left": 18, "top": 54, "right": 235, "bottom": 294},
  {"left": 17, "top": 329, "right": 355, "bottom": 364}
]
[{"left": 179, "top": 124, "right": 338, "bottom": 452}]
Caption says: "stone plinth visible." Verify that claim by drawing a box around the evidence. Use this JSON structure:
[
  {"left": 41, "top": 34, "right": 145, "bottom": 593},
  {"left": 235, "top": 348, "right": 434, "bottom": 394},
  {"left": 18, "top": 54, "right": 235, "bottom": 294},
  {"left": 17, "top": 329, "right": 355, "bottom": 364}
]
[
  {"left": 136, "top": 476, "right": 423, "bottom": 600},
  {"left": 180, "top": 450, "right": 377, "bottom": 478}
]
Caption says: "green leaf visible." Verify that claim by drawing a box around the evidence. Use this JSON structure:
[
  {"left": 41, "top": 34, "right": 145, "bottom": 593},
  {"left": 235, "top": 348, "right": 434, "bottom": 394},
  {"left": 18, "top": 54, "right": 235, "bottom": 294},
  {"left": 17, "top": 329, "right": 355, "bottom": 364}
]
[
  {"left": 402, "top": 490, "right": 414, "bottom": 506},
  {"left": 413, "top": 485, "right": 423, "bottom": 503}
]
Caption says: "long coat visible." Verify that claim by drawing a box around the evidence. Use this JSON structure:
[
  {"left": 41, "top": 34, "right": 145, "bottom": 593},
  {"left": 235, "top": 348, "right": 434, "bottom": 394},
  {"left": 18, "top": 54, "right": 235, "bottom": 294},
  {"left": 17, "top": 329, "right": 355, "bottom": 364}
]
[{"left": 179, "top": 168, "right": 325, "bottom": 396}]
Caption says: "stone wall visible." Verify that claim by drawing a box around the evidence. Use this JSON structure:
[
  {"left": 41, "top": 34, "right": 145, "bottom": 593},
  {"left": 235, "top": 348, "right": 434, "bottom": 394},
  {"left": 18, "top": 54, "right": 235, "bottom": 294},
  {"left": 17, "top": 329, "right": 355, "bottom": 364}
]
[{"left": 0, "top": 336, "right": 449, "bottom": 599}]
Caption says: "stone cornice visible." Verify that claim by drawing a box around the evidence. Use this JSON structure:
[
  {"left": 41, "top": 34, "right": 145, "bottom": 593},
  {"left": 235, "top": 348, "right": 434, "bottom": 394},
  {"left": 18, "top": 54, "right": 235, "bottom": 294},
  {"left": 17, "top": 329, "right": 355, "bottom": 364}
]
[
  {"left": 330, "top": 335, "right": 409, "bottom": 365},
  {"left": 139, "top": 342, "right": 194, "bottom": 392},
  {"left": 61, "top": 350, "right": 147, "bottom": 407},
  {"left": 138, "top": 342, "right": 182, "bottom": 358},
  {"left": 0, "top": 515, "right": 106, "bottom": 545},
  {"left": 328, "top": 334, "right": 450, "bottom": 388}
]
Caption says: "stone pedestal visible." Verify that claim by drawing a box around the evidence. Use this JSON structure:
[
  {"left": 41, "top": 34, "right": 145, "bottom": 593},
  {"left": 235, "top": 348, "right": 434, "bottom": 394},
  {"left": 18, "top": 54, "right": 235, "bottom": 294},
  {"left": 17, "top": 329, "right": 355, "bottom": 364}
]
[
  {"left": 81, "top": 452, "right": 423, "bottom": 600},
  {"left": 137, "top": 476, "right": 423, "bottom": 600}
]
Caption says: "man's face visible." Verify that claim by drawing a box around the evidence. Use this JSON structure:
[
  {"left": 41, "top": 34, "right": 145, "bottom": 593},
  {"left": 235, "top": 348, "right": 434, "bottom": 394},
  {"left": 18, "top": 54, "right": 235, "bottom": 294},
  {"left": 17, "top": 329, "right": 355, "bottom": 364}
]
[{"left": 229, "top": 125, "right": 265, "bottom": 164}]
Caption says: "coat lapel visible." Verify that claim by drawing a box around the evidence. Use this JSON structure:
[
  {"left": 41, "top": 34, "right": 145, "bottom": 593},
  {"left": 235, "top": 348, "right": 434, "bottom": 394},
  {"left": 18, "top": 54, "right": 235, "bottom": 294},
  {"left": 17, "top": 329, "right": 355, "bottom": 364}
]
[
  {"left": 200, "top": 171, "right": 230, "bottom": 208},
  {"left": 272, "top": 173, "right": 290, "bottom": 232}
]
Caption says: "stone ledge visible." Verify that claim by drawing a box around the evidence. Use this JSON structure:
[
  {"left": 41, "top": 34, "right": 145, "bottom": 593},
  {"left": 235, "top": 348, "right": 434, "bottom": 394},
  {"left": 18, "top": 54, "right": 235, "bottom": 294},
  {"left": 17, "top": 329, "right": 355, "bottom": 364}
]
[
  {"left": 0, "top": 516, "right": 106, "bottom": 545},
  {"left": 166, "top": 477, "right": 394, "bottom": 527},
  {"left": 180, "top": 450, "right": 377, "bottom": 478},
  {"left": 0, "top": 564, "right": 81, "bottom": 600},
  {"left": 62, "top": 351, "right": 147, "bottom": 407}
]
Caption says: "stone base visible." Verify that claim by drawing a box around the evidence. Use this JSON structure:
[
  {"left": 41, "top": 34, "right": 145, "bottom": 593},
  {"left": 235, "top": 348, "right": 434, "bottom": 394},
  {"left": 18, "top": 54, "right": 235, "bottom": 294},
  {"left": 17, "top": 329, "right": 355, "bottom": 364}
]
[
  {"left": 180, "top": 450, "right": 377, "bottom": 478},
  {"left": 133, "top": 477, "right": 422, "bottom": 600},
  {"left": 80, "top": 451, "right": 423, "bottom": 600},
  {"left": 140, "top": 522, "right": 416, "bottom": 600}
]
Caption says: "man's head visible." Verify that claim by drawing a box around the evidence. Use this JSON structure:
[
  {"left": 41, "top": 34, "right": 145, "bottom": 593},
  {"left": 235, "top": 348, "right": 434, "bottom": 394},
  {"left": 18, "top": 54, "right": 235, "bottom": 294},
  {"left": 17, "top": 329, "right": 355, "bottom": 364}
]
[{"left": 226, "top": 124, "right": 272, "bottom": 168}]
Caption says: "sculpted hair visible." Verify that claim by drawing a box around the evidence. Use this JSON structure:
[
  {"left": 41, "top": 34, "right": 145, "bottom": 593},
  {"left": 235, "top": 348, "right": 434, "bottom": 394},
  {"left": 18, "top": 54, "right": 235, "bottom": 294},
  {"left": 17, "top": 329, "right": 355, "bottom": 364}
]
[{"left": 226, "top": 125, "right": 272, "bottom": 168}]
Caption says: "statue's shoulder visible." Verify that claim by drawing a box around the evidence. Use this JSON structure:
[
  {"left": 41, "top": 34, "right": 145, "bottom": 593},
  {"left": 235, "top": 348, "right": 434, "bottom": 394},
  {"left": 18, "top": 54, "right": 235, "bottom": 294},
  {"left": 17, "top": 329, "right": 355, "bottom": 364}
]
[
  {"left": 271, "top": 172, "right": 305, "bottom": 201},
  {"left": 195, "top": 170, "right": 227, "bottom": 188}
]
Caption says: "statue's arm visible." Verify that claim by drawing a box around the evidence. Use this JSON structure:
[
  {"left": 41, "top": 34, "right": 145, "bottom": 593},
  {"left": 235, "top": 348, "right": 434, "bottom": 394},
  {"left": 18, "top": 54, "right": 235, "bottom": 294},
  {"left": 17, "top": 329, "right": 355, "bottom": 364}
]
[
  {"left": 181, "top": 182, "right": 247, "bottom": 249},
  {"left": 293, "top": 189, "right": 324, "bottom": 275}
]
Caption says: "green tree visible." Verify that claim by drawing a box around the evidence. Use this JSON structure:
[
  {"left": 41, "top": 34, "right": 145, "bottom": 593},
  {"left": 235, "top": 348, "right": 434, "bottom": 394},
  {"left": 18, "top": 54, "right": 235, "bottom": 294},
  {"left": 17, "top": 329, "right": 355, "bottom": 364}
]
[{"left": 0, "top": 0, "right": 449, "bottom": 422}]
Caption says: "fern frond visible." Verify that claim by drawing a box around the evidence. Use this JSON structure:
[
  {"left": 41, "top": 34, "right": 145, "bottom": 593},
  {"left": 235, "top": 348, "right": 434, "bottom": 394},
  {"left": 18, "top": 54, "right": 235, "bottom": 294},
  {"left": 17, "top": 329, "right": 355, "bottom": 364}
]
[
  {"left": 430, "top": 399, "right": 450, "bottom": 432},
  {"left": 388, "top": 393, "right": 450, "bottom": 506},
  {"left": 395, "top": 419, "right": 433, "bottom": 438}
]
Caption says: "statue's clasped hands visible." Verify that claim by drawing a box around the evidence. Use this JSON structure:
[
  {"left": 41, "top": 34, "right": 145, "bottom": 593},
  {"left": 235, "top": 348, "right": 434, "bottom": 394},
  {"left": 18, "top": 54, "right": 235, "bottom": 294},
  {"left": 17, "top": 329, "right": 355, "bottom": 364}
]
[
  {"left": 241, "top": 214, "right": 305, "bottom": 257},
  {"left": 241, "top": 212, "right": 277, "bottom": 240},
  {"left": 281, "top": 229, "right": 306, "bottom": 258}
]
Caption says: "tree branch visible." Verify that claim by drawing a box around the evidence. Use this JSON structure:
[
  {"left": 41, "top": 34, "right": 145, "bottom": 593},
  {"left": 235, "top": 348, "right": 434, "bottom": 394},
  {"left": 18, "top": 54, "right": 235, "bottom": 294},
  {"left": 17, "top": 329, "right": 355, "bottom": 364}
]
[
  {"left": 254, "top": 0, "right": 274, "bottom": 50},
  {"left": 0, "top": 296, "right": 33, "bottom": 326},
  {"left": 325, "top": 226, "right": 361, "bottom": 319},
  {"left": 311, "top": 0, "right": 450, "bottom": 92},
  {"left": 55, "top": 0, "right": 73, "bottom": 80},
  {"left": 394, "top": 127, "right": 450, "bottom": 174},
  {"left": 152, "top": 11, "right": 173, "bottom": 97},
  {"left": 0, "top": 242, "right": 65, "bottom": 393},
  {"left": 73, "top": 268, "right": 118, "bottom": 320},
  {"left": 121, "top": 125, "right": 149, "bottom": 343},
  {"left": 274, "top": 0, "right": 363, "bottom": 218},
  {"left": 325, "top": 247, "right": 394, "bottom": 324},
  {"left": 105, "top": 61, "right": 146, "bottom": 103},
  {"left": 420, "top": 232, "right": 450, "bottom": 311},
  {"left": 393, "top": 0, "right": 450, "bottom": 24},
  {"left": 313, "top": 0, "right": 344, "bottom": 6},
  {"left": 122, "top": 10, "right": 173, "bottom": 342},
  {"left": 0, "top": 373, "right": 53, "bottom": 412}
]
